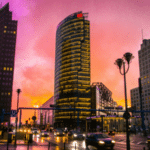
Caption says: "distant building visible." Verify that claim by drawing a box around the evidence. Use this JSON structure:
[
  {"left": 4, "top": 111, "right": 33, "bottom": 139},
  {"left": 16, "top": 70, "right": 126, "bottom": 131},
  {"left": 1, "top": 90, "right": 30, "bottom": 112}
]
[
  {"left": 0, "top": 3, "right": 17, "bottom": 122},
  {"left": 91, "top": 82, "right": 115, "bottom": 116},
  {"left": 54, "top": 12, "right": 90, "bottom": 128},
  {"left": 130, "top": 87, "right": 140, "bottom": 117},
  {"left": 37, "top": 96, "right": 54, "bottom": 126},
  {"left": 130, "top": 39, "right": 150, "bottom": 128}
]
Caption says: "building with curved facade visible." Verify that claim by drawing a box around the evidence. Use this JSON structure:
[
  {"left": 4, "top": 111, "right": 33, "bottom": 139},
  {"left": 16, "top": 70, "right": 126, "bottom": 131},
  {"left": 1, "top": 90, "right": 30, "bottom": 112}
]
[{"left": 54, "top": 11, "right": 90, "bottom": 128}]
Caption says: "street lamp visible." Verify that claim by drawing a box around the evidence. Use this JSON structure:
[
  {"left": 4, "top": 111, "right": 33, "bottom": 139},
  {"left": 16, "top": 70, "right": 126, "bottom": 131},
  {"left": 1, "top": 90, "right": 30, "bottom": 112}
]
[
  {"left": 115, "top": 52, "right": 134, "bottom": 150},
  {"left": 15, "top": 89, "right": 21, "bottom": 147}
]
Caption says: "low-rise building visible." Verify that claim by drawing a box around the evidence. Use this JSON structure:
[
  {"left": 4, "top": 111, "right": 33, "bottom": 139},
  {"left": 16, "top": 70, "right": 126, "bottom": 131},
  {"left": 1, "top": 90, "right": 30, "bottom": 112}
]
[{"left": 37, "top": 96, "right": 54, "bottom": 126}]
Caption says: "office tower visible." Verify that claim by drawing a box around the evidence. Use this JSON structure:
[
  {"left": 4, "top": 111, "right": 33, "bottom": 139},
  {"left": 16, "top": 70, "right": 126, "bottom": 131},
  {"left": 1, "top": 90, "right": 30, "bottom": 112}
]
[
  {"left": 54, "top": 12, "right": 90, "bottom": 128},
  {"left": 130, "top": 39, "right": 150, "bottom": 128},
  {"left": 0, "top": 3, "right": 17, "bottom": 122},
  {"left": 91, "top": 82, "right": 114, "bottom": 116}
]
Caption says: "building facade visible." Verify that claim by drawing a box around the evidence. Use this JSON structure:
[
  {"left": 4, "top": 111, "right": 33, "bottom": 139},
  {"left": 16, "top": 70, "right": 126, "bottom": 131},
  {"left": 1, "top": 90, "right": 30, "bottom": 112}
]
[
  {"left": 91, "top": 82, "right": 115, "bottom": 116},
  {"left": 0, "top": 3, "right": 17, "bottom": 122},
  {"left": 130, "top": 87, "right": 141, "bottom": 117},
  {"left": 130, "top": 39, "right": 150, "bottom": 128},
  {"left": 54, "top": 12, "right": 90, "bottom": 128},
  {"left": 37, "top": 96, "right": 54, "bottom": 126}
]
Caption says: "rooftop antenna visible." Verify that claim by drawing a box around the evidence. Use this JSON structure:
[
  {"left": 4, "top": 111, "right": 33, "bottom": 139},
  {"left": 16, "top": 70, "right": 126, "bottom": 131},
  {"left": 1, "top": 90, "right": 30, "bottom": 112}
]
[{"left": 141, "top": 29, "right": 144, "bottom": 41}]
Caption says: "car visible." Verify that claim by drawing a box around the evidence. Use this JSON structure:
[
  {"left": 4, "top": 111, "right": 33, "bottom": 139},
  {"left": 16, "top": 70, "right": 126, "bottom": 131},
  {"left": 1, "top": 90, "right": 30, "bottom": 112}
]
[
  {"left": 54, "top": 129, "right": 65, "bottom": 136},
  {"left": 31, "top": 128, "right": 40, "bottom": 134},
  {"left": 40, "top": 130, "right": 49, "bottom": 137},
  {"left": 108, "top": 131, "right": 115, "bottom": 136},
  {"left": 68, "top": 130, "right": 85, "bottom": 140},
  {"left": 86, "top": 133, "right": 115, "bottom": 150}
]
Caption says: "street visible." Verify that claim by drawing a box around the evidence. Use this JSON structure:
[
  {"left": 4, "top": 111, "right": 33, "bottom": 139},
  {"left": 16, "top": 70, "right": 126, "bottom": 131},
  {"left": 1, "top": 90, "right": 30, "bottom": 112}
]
[{"left": 0, "top": 132, "right": 149, "bottom": 150}]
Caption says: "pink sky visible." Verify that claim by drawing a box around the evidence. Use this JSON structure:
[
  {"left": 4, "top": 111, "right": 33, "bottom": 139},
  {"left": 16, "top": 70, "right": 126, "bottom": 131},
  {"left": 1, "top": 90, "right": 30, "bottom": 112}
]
[{"left": 2, "top": 0, "right": 150, "bottom": 122}]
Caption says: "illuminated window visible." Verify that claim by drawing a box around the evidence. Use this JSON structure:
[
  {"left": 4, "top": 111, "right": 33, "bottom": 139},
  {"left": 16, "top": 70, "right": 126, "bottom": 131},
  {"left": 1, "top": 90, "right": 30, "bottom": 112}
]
[
  {"left": 8, "top": 93, "right": 10, "bottom": 95},
  {"left": 4, "top": 26, "right": 7, "bottom": 28},
  {"left": 13, "top": 31, "right": 16, "bottom": 34},
  {"left": 3, "top": 67, "right": 6, "bottom": 71},
  {"left": 4, "top": 30, "right": 6, "bottom": 33},
  {"left": 7, "top": 67, "right": 9, "bottom": 71},
  {"left": 10, "top": 68, "right": 13, "bottom": 71},
  {"left": 1, "top": 93, "right": 3, "bottom": 95}
]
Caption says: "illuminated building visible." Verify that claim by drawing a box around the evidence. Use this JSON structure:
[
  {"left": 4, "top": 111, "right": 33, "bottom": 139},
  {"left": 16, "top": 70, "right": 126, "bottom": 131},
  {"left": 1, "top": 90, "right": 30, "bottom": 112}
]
[
  {"left": 54, "top": 12, "right": 90, "bottom": 128},
  {"left": 131, "top": 39, "right": 150, "bottom": 128},
  {"left": 37, "top": 96, "right": 54, "bottom": 126},
  {"left": 0, "top": 3, "right": 17, "bottom": 122},
  {"left": 91, "top": 82, "right": 115, "bottom": 116}
]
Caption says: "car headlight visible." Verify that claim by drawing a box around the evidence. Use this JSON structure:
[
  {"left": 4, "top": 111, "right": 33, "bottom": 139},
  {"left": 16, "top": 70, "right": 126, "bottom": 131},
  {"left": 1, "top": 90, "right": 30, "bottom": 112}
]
[
  {"left": 73, "top": 134, "right": 77, "bottom": 137},
  {"left": 111, "top": 140, "right": 115, "bottom": 143},
  {"left": 20, "top": 129, "right": 23, "bottom": 132},
  {"left": 99, "top": 140, "right": 105, "bottom": 144}
]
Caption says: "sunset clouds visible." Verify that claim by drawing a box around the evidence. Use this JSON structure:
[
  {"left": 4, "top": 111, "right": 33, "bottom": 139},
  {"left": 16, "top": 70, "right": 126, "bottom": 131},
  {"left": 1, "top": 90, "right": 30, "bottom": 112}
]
[{"left": 2, "top": 0, "right": 150, "bottom": 121}]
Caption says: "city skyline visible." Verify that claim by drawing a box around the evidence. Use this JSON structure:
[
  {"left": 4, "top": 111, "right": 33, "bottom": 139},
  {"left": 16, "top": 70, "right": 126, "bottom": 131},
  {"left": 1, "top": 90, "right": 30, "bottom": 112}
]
[{"left": 1, "top": 0, "right": 150, "bottom": 121}]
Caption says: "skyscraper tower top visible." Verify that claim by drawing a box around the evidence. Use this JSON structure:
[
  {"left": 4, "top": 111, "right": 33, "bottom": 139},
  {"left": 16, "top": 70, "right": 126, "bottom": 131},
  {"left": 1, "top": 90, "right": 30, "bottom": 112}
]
[{"left": 57, "top": 11, "right": 88, "bottom": 29}]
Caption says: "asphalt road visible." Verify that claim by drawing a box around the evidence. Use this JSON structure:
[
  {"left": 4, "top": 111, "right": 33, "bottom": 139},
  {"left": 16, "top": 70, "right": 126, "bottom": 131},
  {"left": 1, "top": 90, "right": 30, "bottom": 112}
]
[{"left": 0, "top": 132, "right": 149, "bottom": 150}]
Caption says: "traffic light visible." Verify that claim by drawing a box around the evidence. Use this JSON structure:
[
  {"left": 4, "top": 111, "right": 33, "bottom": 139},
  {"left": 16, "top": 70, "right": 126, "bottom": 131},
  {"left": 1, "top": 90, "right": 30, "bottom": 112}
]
[{"left": 26, "top": 120, "right": 28, "bottom": 126}]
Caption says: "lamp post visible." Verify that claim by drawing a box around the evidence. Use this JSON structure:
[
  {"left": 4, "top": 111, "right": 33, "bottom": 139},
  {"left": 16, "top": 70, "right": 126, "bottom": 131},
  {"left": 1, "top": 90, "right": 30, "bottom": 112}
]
[
  {"left": 115, "top": 52, "right": 134, "bottom": 150},
  {"left": 15, "top": 89, "right": 21, "bottom": 147}
]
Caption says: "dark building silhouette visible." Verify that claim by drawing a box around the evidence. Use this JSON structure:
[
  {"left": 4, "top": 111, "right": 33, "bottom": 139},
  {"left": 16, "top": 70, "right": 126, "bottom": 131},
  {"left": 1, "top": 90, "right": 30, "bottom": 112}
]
[
  {"left": 54, "top": 12, "right": 90, "bottom": 128},
  {"left": 131, "top": 39, "right": 150, "bottom": 128},
  {"left": 0, "top": 3, "right": 17, "bottom": 122}
]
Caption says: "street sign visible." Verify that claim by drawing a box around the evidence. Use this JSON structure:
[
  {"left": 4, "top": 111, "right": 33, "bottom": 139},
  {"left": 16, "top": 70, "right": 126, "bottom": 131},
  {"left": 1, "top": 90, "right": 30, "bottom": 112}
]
[
  {"left": 123, "top": 112, "right": 130, "bottom": 119},
  {"left": 32, "top": 116, "right": 36, "bottom": 121},
  {"left": 11, "top": 110, "right": 17, "bottom": 117}
]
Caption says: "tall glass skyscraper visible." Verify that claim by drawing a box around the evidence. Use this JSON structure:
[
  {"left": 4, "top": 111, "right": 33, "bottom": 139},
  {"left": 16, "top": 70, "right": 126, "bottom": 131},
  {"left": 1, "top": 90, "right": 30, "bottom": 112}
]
[
  {"left": 0, "top": 3, "right": 17, "bottom": 122},
  {"left": 54, "top": 12, "right": 90, "bottom": 128}
]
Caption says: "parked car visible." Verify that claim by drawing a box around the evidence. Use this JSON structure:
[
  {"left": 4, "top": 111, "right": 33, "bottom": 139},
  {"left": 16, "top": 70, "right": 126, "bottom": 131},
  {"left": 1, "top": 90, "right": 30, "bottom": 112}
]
[
  {"left": 54, "top": 129, "right": 65, "bottom": 136},
  {"left": 68, "top": 130, "right": 85, "bottom": 140},
  {"left": 40, "top": 130, "right": 49, "bottom": 137},
  {"left": 86, "top": 133, "right": 115, "bottom": 150},
  {"left": 31, "top": 128, "right": 40, "bottom": 134},
  {"left": 108, "top": 131, "right": 115, "bottom": 136}
]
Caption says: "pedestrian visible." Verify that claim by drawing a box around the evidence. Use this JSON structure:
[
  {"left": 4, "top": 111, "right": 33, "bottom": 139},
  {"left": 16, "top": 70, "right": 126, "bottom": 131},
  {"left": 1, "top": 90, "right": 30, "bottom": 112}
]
[{"left": 1, "top": 127, "right": 4, "bottom": 139}]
